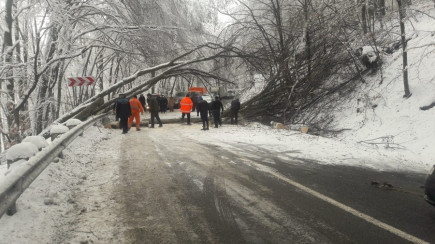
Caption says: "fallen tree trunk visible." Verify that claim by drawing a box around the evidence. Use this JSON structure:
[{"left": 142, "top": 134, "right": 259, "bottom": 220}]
[{"left": 48, "top": 43, "right": 236, "bottom": 130}]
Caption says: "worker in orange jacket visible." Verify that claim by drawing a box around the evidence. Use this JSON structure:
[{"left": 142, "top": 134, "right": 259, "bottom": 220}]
[
  {"left": 180, "top": 93, "right": 193, "bottom": 125},
  {"left": 128, "top": 95, "right": 144, "bottom": 131}
]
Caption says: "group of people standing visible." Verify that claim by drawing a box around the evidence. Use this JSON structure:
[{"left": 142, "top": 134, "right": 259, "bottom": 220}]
[
  {"left": 114, "top": 93, "right": 163, "bottom": 134},
  {"left": 139, "top": 94, "right": 175, "bottom": 113},
  {"left": 179, "top": 93, "right": 240, "bottom": 130},
  {"left": 179, "top": 93, "right": 217, "bottom": 129},
  {"left": 114, "top": 92, "right": 241, "bottom": 134}
]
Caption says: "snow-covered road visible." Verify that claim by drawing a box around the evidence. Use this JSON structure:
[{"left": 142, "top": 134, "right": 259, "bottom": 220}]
[{"left": 1, "top": 118, "right": 434, "bottom": 243}]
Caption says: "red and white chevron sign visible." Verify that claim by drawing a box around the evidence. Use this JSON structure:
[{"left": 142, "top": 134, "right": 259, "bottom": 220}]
[{"left": 67, "top": 76, "right": 95, "bottom": 86}]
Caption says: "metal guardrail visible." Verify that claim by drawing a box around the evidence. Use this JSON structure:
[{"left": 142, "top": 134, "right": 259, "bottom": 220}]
[{"left": 0, "top": 113, "right": 108, "bottom": 217}]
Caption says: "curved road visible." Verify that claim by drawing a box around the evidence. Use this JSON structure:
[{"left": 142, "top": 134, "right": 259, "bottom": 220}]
[{"left": 111, "top": 124, "right": 434, "bottom": 243}]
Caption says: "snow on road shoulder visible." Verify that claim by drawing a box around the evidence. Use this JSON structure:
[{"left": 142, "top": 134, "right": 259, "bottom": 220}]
[
  {"left": 0, "top": 125, "right": 119, "bottom": 244},
  {"left": 177, "top": 122, "right": 431, "bottom": 173},
  {"left": 0, "top": 118, "right": 430, "bottom": 243}
]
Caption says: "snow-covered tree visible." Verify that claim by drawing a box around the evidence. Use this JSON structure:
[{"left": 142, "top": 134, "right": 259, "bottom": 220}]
[{"left": 0, "top": 0, "right": 223, "bottom": 149}]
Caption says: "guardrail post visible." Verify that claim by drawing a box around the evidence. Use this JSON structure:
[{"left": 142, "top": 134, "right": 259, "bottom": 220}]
[{"left": 6, "top": 202, "right": 17, "bottom": 216}]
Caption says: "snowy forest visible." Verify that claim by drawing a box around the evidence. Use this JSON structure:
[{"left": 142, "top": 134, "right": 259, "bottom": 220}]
[{"left": 0, "top": 0, "right": 431, "bottom": 151}]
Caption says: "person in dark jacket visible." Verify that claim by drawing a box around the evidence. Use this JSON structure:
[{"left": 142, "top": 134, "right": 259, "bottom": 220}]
[
  {"left": 157, "top": 95, "right": 162, "bottom": 112},
  {"left": 191, "top": 94, "right": 198, "bottom": 112},
  {"left": 210, "top": 96, "right": 224, "bottom": 128},
  {"left": 230, "top": 98, "right": 241, "bottom": 125},
  {"left": 139, "top": 94, "right": 146, "bottom": 112},
  {"left": 115, "top": 93, "right": 132, "bottom": 134},
  {"left": 196, "top": 96, "right": 210, "bottom": 130},
  {"left": 147, "top": 93, "right": 163, "bottom": 128},
  {"left": 160, "top": 95, "right": 168, "bottom": 113}
]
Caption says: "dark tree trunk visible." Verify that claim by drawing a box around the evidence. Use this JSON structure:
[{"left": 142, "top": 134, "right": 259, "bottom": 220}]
[
  {"left": 397, "top": 0, "right": 411, "bottom": 98},
  {"left": 379, "top": 0, "right": 386, "bottom": 15},
  {"left": 361, "top": 1, "right": 368, "bottom": 34},
  {"left": 1, "top": 0, "right": 19, "bottom": 145},
  {"left": 2, "top": 0, "right": 14, "bottom": 101},
  {"left": 304, "top": 0, "right": 312, "bottom": 86},
  {"left": 170, "top": 77, "right": 176, "bottom": 96},
  {"left": 56, "top": 62, "right": 65, "bottom": 118},
  {"left": 36, "top": 26, "right": 59, "bottom": 133},
  {"left": 35, "top": 77, "right": 49, "bottom": 134},
  {"left": 151, "top": 70, "right": 156, "bottom": 93}
]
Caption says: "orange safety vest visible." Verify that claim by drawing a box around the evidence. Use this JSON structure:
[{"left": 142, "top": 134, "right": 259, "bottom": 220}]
[
  {"left": 129, "top": 98, "right": 144, "bottom": 113},
  {"left": 180, "top": 97, "right": 193, "bottom": 113}
]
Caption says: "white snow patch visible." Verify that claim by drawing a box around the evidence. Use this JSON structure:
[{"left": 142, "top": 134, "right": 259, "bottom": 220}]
[
  {"left": 263, "top": 158, "right": 276, "bottom": 165},
  {"left": 165, "top": 161, "right": 172, "bottom": 168},
  {"left": 193, "top": 178, "right": 204, "bottom": 191},
  {"left": 1, "top": 159, "right": 27, "bottom": 178},
  {"left": 50, "top": 124, "right": 69, "bottom": 134},
  {"left": 22, "top": 136, "right": 49, "bottom": 150},
  {"left": 361, "top": 46, "right": 378, "bottom": 63},
  {"left": 65, "top": 119, "right": 82, "bottom": 127},
  {"left": 6, "top": 142, "right": 39, "bottom": 161},
  {"left": 361, "top": 46, "right": 375, "bottom": 55}
]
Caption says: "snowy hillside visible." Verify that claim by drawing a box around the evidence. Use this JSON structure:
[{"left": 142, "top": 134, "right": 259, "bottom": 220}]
[{"left": 328, "top": 1, "right": 435, "bottom": 171}]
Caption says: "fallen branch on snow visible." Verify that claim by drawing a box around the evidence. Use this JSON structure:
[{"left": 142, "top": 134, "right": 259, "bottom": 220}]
[
  {"left": 358, "top": 136, "right": 405, "bottom": 149},
  {"left": 420, "top": 101, "right": 435, "bottom": 111}
]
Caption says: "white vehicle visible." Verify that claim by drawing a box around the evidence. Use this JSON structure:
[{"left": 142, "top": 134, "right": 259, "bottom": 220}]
[
  {"left": 226, "top": 90, "right": 235, "bottom": 98},
  {"left": 201, "top": 94, "right": 213, "bottom": 103},
  {"left": 210, "top": 86, "right": 227, "bottom": 98}
]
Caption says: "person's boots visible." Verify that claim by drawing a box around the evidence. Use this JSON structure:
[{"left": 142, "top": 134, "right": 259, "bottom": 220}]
[{"left": 206, "top": 124, "right": 209, "bottom": 130}]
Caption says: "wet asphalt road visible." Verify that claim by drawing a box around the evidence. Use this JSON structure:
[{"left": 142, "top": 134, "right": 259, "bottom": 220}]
[{"left": 116, "top": 125, "right": 435, "bottom": 243}]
